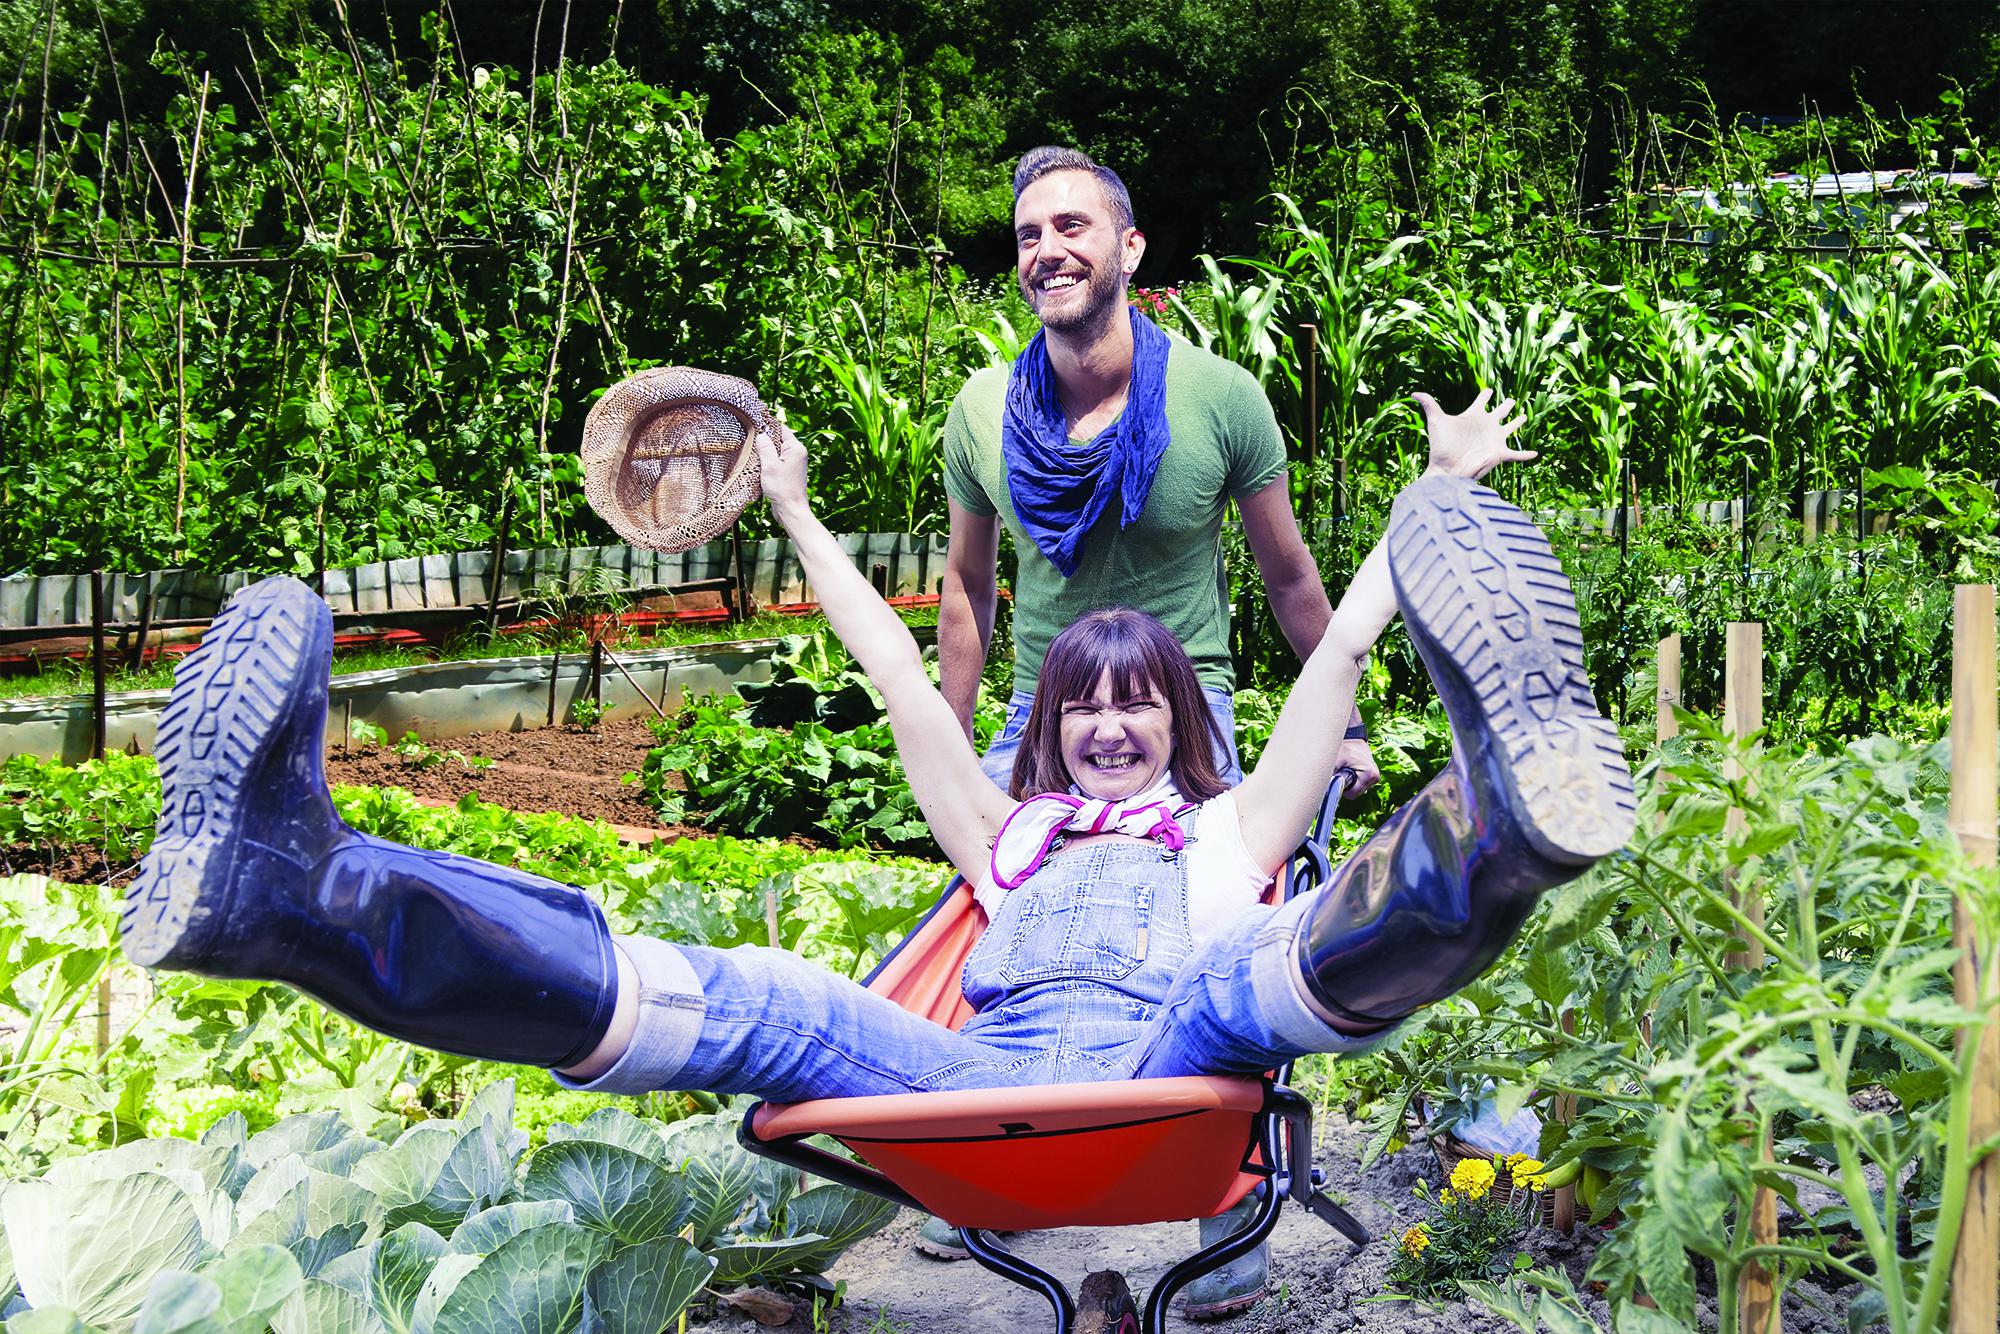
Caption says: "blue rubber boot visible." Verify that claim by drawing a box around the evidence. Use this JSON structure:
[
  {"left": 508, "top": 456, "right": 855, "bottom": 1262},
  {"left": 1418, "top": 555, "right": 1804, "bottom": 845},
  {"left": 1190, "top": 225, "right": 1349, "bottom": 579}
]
[
  {"left": 1297, "top": 477, "right": 1636, "bottom": 1030},
  {"left": 1182, "top": 1193, "right": 1269, "bottom": 1320},
  {"left": 122, "top": 577, "right": 619, "bottom": 1069}
]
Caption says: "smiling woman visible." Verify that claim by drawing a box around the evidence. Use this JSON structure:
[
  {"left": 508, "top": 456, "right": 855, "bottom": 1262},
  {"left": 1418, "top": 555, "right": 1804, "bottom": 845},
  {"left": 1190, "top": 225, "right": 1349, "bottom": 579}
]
[{"left": 1006, "top": 607, "right": 1231, "bottom": 805}]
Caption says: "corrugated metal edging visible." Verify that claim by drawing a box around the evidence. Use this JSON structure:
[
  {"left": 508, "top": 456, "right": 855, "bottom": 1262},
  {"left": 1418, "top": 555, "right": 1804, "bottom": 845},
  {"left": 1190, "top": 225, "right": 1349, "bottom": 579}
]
[
  {"left": 1, "top": 534, "right": 952, "bottom": 629},
  {"left": 0, "top": 629, "right": 943, "bottom": 765}
]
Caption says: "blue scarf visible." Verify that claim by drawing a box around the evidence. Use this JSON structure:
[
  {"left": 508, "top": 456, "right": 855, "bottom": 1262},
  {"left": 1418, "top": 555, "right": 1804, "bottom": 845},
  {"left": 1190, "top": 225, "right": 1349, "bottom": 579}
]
[{"left": 1000, "top": 307, "right": 1172, "bottom": 578}]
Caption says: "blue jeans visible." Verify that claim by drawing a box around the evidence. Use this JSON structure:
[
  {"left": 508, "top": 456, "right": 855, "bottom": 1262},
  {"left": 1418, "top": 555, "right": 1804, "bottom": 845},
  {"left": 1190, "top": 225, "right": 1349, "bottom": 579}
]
[
  {"left": 558, "top": 840, "right": 1384, "bottom": 1104},
  {"left": 978, "top": 685, "right": 1243, "bottom": 790}
]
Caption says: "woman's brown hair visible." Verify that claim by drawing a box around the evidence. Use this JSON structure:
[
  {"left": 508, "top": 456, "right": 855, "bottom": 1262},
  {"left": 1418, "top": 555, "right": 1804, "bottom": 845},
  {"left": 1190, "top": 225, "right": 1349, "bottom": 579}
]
[{"left": 1008, "top": 607, "right": 1230, "bottom": 802}]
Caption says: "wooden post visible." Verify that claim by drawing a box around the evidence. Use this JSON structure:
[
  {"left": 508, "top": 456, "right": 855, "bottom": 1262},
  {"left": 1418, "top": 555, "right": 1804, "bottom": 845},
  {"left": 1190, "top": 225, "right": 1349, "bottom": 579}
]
[
  {"left": 729, "top": 522, "right": 750, "bottom": 623},
  {"left": 89, "top": 570, "right": 108, "bottom": 761},
  {"left": 1657, "top": 634, "right": 1682, "bottom": 742},
  {"left": 482, "top": 486, "right": 515, "bottom": 639},
  {"left": 1949, "top": 584, "right": 1998, "bottom": 1334},
  {"left": 1724, "top": 620, "right": 1778, "bottom": 1333},
  {"left": 588, "top": 639, "right": 603, "bottom": 718},
  {"left": 1551, "top": 1007, "right": 1579, "bottom": 1233},
  {"left": 126, "top": 582, "right": 155, "bottom": 674}
]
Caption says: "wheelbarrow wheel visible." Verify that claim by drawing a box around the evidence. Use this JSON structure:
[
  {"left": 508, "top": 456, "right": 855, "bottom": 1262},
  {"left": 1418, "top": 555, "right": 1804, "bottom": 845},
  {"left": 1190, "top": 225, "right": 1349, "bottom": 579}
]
[{"left": 1076, "top": 1270, "right": 1140, "bottom": 1334}]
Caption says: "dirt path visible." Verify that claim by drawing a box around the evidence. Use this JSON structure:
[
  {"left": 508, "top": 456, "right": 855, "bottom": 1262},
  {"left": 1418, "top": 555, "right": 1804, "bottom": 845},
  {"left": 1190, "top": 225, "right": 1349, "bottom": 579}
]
[{"left": 711, "top": 1110, "right": 1859, "bottom": 1334}]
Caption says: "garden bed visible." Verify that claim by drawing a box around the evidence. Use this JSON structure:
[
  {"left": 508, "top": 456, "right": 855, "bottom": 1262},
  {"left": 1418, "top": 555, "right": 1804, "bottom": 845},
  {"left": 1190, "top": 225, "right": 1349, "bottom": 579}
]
[{"left": 323, "top": 716, "right": 692, "bottom": 837}]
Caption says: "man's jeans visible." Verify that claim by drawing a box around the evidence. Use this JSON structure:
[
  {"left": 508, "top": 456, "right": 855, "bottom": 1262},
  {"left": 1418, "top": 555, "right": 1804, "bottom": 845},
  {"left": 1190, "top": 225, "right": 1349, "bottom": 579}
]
[{"left": 978, "top": 685, "right": 1243, "bottom": 790}]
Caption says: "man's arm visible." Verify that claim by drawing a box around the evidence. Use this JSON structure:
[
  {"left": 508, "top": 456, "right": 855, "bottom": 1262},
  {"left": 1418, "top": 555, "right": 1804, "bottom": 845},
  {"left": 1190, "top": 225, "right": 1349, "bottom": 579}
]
[
  {"left": 938, "top": 499, "right": 1001, "bottom": 739},
  {"left": 1238, "top": 478, "right": 1380, "bottom": 791}
]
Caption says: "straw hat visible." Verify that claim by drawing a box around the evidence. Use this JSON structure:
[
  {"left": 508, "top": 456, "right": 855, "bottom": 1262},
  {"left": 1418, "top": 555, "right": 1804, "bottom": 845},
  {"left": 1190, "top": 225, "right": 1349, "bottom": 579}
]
[{"left": 580, "top": 366, "right": 774, "bottom": 553}]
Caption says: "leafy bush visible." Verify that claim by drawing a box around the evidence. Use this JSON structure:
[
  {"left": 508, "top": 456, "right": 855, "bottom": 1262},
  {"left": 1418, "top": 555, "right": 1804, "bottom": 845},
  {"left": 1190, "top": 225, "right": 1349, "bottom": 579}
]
[{"left": 0, "top": 1079, "right": 893, "bottom": 1332}]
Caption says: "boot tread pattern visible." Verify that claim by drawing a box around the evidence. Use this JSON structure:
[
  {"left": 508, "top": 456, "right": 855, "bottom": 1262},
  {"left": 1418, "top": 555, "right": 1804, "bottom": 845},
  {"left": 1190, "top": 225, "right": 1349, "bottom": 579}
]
[
  {"left": 122, "top": 579, "right": 317, "bottom": 967},
  {"left": 1390, "top": 477, "right": 1637, "bottom": 863}
]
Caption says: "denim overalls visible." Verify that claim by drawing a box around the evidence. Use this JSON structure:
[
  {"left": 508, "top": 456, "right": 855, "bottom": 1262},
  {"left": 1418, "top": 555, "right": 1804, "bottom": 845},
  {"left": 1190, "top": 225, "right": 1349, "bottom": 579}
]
[{"left": 558, "top": 835, "right": 1384, "bottom": 1103}]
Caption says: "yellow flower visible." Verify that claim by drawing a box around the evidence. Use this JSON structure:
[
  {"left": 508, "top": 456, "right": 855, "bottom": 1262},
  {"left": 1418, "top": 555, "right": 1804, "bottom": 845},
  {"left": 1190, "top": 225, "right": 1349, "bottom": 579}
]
[
  {"left": 1449, "top": 1157, "right": 1497, "bottom": 1201},
  {"left": 1438, "top": 1188, "right": 1456, "bottom": 1205},
  {"left": 1509, "top": 1157, "right": 1545, "bottom": 1187},
  {"left": 1400, "top": 1225, "right": 1431, "bottom": 1256}
]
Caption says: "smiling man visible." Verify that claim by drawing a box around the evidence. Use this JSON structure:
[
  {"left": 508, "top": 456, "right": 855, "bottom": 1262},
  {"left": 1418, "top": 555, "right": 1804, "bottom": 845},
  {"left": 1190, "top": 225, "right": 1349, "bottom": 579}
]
[
  {"left": 929, "top": 145, "right": 1375, "bottom": 1313},
  {"left": 939, "top": 145, "right": 1375, "bottom": 798}
]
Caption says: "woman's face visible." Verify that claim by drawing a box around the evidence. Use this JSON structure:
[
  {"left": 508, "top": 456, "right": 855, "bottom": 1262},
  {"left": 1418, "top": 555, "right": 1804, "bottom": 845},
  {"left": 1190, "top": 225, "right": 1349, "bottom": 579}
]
[{"left": 1059, "top": 667, "right": 1174, "bottom": 802}]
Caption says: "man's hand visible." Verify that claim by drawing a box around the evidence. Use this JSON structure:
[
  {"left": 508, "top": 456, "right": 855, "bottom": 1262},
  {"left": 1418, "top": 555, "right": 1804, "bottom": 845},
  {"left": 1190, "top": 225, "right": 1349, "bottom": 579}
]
[
  {"left": 1414, "top": 389, "right": 1535, "bottom": 481},
  {"left": 1334, "top": 736, "right": 1380, "bottom": 794},
  {"left": 754, "top": 424, "right": 810, "bottom": 519}
]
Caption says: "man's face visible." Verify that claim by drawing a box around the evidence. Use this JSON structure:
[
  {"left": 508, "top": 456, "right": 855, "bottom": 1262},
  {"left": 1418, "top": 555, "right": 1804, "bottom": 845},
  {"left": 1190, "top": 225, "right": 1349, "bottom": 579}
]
[{"left": 1014, "top": 170, "right": 1144, "bottom": 339}]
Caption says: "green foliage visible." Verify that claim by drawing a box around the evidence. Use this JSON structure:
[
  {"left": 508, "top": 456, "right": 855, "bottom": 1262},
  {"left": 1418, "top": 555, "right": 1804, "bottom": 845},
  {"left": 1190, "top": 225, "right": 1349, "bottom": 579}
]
[
  {"left": 1385, "top": 1155, "right": 1542, "bottom": 1303},
  {"left": 0, "top": 1080, "right": 892, "bottom": 1332},
  {"left": 0, "top": 751, "right": 944, "bottom": 1174},
  {"left": 1349, "top": 723, "right": 1996, "bottom": 1331}
]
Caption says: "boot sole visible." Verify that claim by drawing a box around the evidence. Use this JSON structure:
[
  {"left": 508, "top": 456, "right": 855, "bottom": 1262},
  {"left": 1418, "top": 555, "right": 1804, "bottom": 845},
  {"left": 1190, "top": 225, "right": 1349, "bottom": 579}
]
[
  {"left": 123, "top": 578, "right": 329, "bottom": 968},
  {"left": 1388, "top": 476, "right": 1636, "bottom": 865}
]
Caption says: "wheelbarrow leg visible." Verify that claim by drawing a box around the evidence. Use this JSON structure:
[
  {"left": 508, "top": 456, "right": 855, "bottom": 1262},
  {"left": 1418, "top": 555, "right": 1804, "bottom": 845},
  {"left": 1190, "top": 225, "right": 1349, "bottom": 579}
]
[{"left": 961, "top": 1227, "right": 1076, "bottom": 1332}]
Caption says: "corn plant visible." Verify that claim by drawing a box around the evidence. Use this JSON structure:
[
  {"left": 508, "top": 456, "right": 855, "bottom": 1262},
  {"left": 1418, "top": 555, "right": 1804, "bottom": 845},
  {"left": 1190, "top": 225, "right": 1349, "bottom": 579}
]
[
  {"left": 1725, "top": 318, "right": 1819, "bottom": 500},
  {"left": 1422, "top": 290, "right": 1587, "bottom": 506},
  {"left": 1260, "top": 194, "right": 1426, "bottom": 497},
  {"left": 1623, "top": 291, "right": 1733, "bottom": 508},
  {"left": 1817, "top": 247, "right": 1986, "bottom": 475},
  {"left": 1169, "top": 254, "right": 1294, "bottom": 397},
  {"left": 800, "top": 303, "right": 947, "bottom": 535}
]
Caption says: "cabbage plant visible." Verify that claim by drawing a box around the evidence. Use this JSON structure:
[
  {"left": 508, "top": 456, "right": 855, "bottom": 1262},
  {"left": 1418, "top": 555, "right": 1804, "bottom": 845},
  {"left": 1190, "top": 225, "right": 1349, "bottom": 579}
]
[{"left": 0, "top": 1080, "right": 892, "bottom": 1333}]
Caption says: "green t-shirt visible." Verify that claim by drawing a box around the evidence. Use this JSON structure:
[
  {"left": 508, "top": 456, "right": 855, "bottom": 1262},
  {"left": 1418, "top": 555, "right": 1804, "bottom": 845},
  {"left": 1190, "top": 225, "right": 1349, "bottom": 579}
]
[{"left": 942, "top": 339, "right": 1288, "bottom": 694}]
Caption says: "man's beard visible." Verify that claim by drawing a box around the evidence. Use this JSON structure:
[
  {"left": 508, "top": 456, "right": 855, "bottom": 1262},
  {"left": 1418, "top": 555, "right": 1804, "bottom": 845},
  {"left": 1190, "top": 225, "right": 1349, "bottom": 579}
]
[{"left": 1024, "top": 262, "right": 1127, "bottom": 340}]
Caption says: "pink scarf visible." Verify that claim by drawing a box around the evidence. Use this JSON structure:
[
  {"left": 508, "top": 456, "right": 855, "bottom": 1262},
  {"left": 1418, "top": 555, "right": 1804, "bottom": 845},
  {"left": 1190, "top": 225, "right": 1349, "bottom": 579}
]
[{"left": 988, "top": 786, "right": 1194, "bottom": 890}]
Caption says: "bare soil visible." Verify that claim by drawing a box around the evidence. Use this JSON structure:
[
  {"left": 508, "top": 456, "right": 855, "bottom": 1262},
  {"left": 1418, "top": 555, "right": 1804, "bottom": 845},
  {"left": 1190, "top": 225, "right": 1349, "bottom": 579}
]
[
  {"left": 702, "top": 1112, "right": 1862, "bottom": 1334},
  {"left": 322, "top": 716, "right": 704, "bottom": 839}
]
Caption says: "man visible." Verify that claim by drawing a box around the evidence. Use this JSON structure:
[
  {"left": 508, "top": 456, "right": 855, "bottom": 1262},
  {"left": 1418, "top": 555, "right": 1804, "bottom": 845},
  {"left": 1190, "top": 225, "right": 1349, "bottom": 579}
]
[
  {"left": 939, "top": 145, "right": 1377, "bottom": 795},
  {"left": 927, "top": 145, "right": 1376, "bottom": 1316}
]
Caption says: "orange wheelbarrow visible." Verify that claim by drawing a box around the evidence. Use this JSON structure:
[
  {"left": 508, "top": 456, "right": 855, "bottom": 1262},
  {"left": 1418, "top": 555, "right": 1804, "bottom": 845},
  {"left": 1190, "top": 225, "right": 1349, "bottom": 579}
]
[{"left": 740, "top": 778, "right": 1368, "bottom": 1332}]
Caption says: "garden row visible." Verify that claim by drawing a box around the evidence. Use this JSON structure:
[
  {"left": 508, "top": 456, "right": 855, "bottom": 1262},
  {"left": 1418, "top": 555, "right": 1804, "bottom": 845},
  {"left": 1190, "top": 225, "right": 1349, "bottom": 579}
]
[
  {"left": 5, "top": 14, "right": 1999, "bottom": 582},
  {"left": 4, "top": 614, "right": 1995, "bottom": 1329}
]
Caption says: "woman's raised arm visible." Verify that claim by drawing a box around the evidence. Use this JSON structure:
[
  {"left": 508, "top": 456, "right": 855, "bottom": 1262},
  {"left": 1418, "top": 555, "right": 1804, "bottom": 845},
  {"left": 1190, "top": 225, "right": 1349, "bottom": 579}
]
[
  {"left": 1231, "top": 391, "right": 1536, "bottom": 873},
  {"left": 756, "top": 428, "right": 1014, "bottom": 882}
]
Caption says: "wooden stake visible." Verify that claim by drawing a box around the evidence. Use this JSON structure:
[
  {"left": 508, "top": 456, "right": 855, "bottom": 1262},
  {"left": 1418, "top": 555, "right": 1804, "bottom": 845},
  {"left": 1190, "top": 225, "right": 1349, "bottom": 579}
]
[
  {"left": 1551, "top": 1007, "right": 1578, "bottom": 1233},
  {"left": 1723, "top": 621, "right": 1765, "bottom": 972},
  {"left": 1949, "top": 584, "right": 1997, "bottom": 1334},
  {"left": 1657, "top": 634, "right": 1681, "bottom": 743},
  {"left": 1722, "top": 620, "right": 1778, "bottom": 1331},
  {"left": 764, "top": 886, "right": 781, "bottom": 950},
  {"left": 89, "top": 569, "right": 107, "bottom": 761}
]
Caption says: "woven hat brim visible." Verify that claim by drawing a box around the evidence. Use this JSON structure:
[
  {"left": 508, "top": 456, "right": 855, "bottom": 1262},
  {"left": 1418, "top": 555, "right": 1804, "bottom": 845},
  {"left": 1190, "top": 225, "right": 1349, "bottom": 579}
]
[{"left": 580, "top": 366, "right": 774, "bottom": 554}]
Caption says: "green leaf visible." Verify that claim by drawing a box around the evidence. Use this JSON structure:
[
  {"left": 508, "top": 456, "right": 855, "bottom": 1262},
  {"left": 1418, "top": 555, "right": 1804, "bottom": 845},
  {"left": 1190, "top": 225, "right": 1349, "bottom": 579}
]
[
  {"left": 583, "top": 1238, "right": 714, "bottom": 1334},
  {"left": 777, "top": 1186, "right": 897, "bottom": 1272},
  {"left": 370, "top": 1224, "right": 446, "bottom": 1334},
  {"left": 5, "top": 1172, "right": 207, "bottom": 1326},
  {"left": 1615, "top": 1301, "right": 1690, "bottom": 1334},
  {"left": 133, "top": 1272, "right": 221, "bottom": 1334},
  {"left": 4, "top": 1308, "right": 94, "bottom": 1334},
  {"left": 706, "top": 1235, "right": 836, "bottom": 1286},
  {"left": 520, "top": 1141, "right": 687, "bottom": 1246},
  {"left": 202, "top": 1245, "right": 302, "bottom": 1334},
  {"left": 429, "top": 1224, "right": 611, "bottom": 1334},
  {"left": 271, "top": 1279, "right": 391, "bottom": 1334},
  {"left": 1630, "top": 1210, "right": 1696, "bottom": 1322},
  {"left": 1658, "top": 793, "right": 1728, "bottom": 839},
  {"left": 677, "top": 1152, "right": 754, "bottom": 1247},
  {"left": 448, "top": 1202, "right": 574, "bottom": 1258}
]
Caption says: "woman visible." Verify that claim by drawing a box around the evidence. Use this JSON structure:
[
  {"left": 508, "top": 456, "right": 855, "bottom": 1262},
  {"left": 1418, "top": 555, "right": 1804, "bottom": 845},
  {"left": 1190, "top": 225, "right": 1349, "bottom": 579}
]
[{"left": 121, "top": 398, "right": 1633, "bottom": 1104}]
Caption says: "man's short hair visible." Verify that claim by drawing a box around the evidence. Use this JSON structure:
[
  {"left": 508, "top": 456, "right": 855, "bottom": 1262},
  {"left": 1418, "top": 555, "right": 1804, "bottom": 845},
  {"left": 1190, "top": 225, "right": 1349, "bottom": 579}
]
[{"left": 1012, "top": 146, "right": 1136, "bottom": 233}]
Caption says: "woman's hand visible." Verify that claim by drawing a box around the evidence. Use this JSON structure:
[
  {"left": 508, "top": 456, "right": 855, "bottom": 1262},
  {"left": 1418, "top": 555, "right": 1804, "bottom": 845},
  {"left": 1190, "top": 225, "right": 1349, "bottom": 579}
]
[
  {"left": 755, "top": 422, "right": 811, "bottom": 521},
  {"left": 1414, "top": 389, "right": 1535, "bottom": 481}
]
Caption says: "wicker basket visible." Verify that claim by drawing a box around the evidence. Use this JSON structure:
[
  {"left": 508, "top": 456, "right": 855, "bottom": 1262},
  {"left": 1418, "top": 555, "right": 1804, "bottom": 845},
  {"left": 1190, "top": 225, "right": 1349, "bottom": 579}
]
[{"left": 1429, "top": 1131, "right": 1559, "bottom": 1227}]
